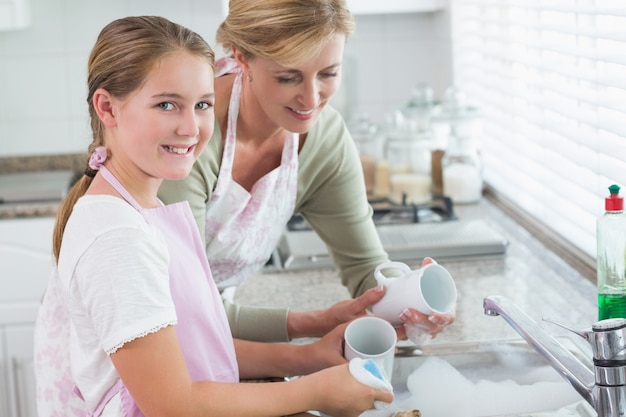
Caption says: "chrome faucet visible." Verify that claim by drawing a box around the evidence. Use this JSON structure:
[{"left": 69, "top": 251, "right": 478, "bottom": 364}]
[{"left": 483, "top": 295, "right": 626, "bottom": 417}]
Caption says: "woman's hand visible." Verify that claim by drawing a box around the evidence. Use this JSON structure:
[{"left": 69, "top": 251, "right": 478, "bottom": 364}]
[
  {"left": 287, "top": 257, "right": 455, "bottom": 344},
  {"left": 396, "top": 306, "right": 456, "bottom": 344},
  {"left": 395, "top": 257, "right": 456, "bottom": 344},
  {"left": 287, "top": 284, "right": 386, "bottom": 339}
]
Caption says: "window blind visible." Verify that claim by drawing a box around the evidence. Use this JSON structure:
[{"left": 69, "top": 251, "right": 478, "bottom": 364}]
[{"left": 450, "top": 0, "right": 626, "bottom": 259}]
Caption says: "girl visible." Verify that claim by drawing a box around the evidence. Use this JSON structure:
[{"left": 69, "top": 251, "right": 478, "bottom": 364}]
[{"left": 34, "top": 15, "right": 392, "bottom": 417}]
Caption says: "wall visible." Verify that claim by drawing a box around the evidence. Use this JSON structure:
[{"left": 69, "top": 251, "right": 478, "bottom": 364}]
[
  {"left": 342, "top": 9, "right": 452, "bottom": 125},
  {"left": 0, "top": 0, "right": 452, "bottom": 157}
]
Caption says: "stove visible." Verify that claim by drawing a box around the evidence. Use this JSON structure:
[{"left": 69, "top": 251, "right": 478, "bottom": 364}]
[
  {"left": 287, "top": 195, "right": 457, "bottom": 232},
  {"left": 270, "top": 196, "right": 508, "bottom": 271}
]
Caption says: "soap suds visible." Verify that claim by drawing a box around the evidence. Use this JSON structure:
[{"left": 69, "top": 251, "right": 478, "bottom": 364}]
[{"left": 398, "top": 356, "right": 581, "bottom": 417}]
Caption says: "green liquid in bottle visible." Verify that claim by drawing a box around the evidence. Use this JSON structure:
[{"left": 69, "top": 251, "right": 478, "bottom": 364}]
[{"left": 598, "top": 293, "right": 626, "bottom": 320}]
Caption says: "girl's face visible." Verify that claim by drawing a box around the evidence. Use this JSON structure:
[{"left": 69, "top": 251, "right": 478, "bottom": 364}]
[
  {"left": 108, "top": 50, "right": 215, "bottom": 182},
  {"left": 244, "top": 34, "right": 345, "bottom": 134}
]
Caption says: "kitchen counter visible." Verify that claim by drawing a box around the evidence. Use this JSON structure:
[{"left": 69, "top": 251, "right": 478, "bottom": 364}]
[
  {"left": 234, "top": 198, "right": 598, "bottom": 346},
  {"left": 0, "top": 200, "right": 61, "bottom": 218},
  {"left": 0, "top": 153, "right": 83, "bottom": 219}
]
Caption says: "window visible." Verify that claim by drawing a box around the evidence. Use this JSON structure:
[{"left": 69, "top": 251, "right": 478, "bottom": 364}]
[{"left": 451, "top": 0, "right": 626, "bottom": 260}]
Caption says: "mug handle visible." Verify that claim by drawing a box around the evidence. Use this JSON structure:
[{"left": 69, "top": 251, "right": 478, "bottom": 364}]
[{"left": 374, "top": 261, "right": 412, "bottom": 285}]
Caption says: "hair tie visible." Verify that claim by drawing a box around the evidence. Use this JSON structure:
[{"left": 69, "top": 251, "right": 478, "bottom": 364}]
[{"left": 88, "top": 146, "right": 107, "bottom": 170}]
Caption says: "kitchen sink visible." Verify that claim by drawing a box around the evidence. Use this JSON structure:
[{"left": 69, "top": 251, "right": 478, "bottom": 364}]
[{"left": 378, "top": 338, "right": 596, "bottom": 417}]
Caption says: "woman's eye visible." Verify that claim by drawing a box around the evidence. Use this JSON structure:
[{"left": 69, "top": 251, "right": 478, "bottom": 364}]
[
  {"left": 158, "top": 102, "right": 175, "bottom": 110},
  {"left": 277, "top": 77, "right": 299, "bottom": 84},
  {"left": 322, "top": 72, "right": 338, "bottom": 78}
]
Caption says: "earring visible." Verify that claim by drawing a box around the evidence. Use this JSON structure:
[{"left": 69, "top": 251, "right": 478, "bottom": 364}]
[{"left": 246, "top": 74, "right": 252, "bottom": 82}]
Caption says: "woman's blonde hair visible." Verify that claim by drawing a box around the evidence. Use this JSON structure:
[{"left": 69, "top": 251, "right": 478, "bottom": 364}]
[
  {"left": 217, "top": 0, "right": 355, "bottom": 66},
  {"left": 52, "top": 16, "right": 215, "bottom": 261}
]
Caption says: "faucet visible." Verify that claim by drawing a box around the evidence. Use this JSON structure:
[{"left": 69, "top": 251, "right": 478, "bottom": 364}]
[{"left": 483, "top": 295, "right": 626, "bottom": 417}]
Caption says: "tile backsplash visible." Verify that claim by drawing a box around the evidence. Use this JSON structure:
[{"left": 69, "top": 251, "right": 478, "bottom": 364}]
[{"left": 0, "top": 0, "right": 452, "bottom": 157}]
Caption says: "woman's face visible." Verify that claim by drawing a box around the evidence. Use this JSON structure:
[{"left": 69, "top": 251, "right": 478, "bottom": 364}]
[{"left": 245, "top": 34, "right": 345, "bottom": 134}]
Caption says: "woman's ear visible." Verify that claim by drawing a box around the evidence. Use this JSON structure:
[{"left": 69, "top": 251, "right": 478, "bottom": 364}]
[
  {"left": 92, "top": 88, "right": 117, "bottom": 128},
  {"left": 232, "top": 46, "right": 250, "bottom": 75}
]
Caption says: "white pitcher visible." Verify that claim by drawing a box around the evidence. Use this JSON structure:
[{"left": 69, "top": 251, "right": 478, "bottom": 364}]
[{"left": 372, "top": 261, "right": 457, "bottom": 326}]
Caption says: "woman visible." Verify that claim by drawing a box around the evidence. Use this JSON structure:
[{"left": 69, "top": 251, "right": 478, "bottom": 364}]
[
  {"left": 159, "top": 0, "right": 455, "bottom": 343},
  {"left": 34, "top": 15, "right": 392, "bottom": 417}
]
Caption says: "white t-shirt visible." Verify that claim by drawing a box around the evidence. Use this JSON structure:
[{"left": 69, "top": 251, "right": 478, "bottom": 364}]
[{"left": 57, "top": 195, "right": 177, "bottom": 414}]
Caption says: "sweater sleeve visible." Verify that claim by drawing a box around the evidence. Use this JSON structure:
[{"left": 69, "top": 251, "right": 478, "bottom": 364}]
[
  {"left": 296, "top": 107, "right": 390, "bottom": 298},
  {"left": 223, "top": 300, "right": 290, "bottom": 342}
]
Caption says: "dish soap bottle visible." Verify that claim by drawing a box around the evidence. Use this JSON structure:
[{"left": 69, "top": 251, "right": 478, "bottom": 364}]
[{"left": 597, "top": 184, "right": 626, "bottom": 320}]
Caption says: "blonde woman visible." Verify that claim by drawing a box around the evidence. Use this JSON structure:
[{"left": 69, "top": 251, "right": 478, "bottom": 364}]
[{"left": 159, "top": 0, "right": 455, "bottom": 343}]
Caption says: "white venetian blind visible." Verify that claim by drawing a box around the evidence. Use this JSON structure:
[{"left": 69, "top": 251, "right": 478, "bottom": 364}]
[{"left": 450, "top": 0, "right": 626, "bottom": 259}]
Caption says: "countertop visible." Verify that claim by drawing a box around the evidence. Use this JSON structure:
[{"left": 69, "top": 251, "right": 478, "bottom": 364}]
[
  {"left": 0, "top": 200, "right": 62, "bottom": 218},
  {"left": 0, "top": 154, "right": 83, "bottom": 219},
  {"left": 233, "top": 199, "right": 598, "bottom": 346}
]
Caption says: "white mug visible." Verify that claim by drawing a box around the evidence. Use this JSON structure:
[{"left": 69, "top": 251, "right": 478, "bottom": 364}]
[
  {"left": 344, "top": 316, "right": 397, "bottom": 380},
  {"left": 372, "top": 261, "right": 457, "bottom": 326}
]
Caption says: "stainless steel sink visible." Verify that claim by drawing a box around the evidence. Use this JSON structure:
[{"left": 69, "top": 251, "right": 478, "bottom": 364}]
[{"left": 386, "top": 338, "right": 596, "bottom": 417}]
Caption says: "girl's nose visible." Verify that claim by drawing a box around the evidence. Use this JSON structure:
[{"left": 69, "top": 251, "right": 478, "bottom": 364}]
[{"left": 177, "top": 110, "right": 200, "bottom": 137}]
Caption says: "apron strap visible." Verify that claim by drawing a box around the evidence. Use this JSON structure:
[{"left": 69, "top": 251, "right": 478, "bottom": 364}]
[
  {"left": 98, "top": 166, "right": 143, "bottom": 212},
  {"left": 73, "top": 379, "right": 124, "bottom": 417}
]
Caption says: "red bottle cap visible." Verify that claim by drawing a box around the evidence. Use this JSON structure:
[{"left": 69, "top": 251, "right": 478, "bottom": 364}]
[{"left": 606, "top": 184, "right": 624, "bottom": 211}]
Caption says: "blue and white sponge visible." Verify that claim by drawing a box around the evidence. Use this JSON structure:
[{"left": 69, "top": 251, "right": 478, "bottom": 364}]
[{"left": 348, "top": 358, "right": 393, "bottom": 409}]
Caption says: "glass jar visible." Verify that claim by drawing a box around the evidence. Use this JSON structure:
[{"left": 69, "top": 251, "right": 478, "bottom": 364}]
[
  {"left": 442, "top": 134, "right": 482, "bottom": 204},
  {"left": 385, "top": 130, "right": 433, "bottom": 205},
  {"left": 349, "top": 114, "right": 382, "bottom": 197},
  {"left": 432, "top": 86, "right": 483, "bottom": 204},
  {"left": 401, "top": 83, "right": 436, "bottom": 133}
]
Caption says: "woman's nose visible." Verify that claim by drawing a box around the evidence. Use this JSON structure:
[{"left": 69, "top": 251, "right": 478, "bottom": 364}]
[{"left": 298, "top": 79, "right": 321, "bottom": 108}]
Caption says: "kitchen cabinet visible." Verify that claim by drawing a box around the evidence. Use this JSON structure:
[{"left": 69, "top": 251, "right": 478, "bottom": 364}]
[
  {"left": 2, "top": 325, "right": 37, "bottom": 417},
  {"left": 0, "top": 0, "right": 30, "bottom": 30},
  {"left": 346, "top": 0, "right": 447, "bottom": 14},
  {"left": 0, "top": 216, "right": 55, "bottom": 417}
]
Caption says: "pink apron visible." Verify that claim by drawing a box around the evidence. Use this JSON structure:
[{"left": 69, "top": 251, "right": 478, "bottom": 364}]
[
  {"left": 34, "top": 166, "right": 238, "bottom": 417},
  {"left": 34, "top": 269, "right": 86, "bottom": 416},
  {"left": 205, "top": 58, "right": 299, "bottom": 291}
]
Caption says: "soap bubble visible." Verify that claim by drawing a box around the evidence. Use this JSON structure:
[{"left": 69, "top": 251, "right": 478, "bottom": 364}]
[
  {"left": 402, "top": 357, "right": 472, "bottom": 417},
  {"left": 404, "top": 322, "right": 434, "bottom": 346},
  {"left": 400, "top": 357, "right": 581, "bottom": 417}
]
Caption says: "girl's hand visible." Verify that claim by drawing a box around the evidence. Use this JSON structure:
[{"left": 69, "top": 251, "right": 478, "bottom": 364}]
[
  {"left": 309, "top": 364, "right": 394, "bottom": 417},
  {"left": 297, "top": 322, "right": 349, "bottom": 374}
]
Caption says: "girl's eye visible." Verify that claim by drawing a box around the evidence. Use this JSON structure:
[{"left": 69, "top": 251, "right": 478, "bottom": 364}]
[
  {"left": 196, "top": 101, "right": 213, "bottom": 110},
  {"left": 158, "top": 102, "right": 174, "bottom": 110},
  {"left": 322, "top": 72, "right": 338, "bottom": 78}
]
